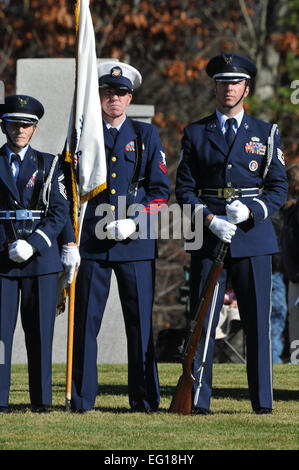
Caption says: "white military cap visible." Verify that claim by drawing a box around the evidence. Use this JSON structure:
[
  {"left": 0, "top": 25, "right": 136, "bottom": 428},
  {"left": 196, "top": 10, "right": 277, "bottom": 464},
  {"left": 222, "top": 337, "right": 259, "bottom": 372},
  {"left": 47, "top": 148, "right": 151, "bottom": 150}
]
[{"left": 98, "top": 61, "right": 142, "bottom": 92}]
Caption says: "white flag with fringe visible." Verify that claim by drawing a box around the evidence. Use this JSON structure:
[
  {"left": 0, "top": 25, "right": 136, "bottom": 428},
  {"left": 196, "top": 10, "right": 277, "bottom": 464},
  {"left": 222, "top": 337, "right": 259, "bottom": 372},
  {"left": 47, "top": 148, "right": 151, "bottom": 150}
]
[{"left": 66, "top": 0, "right": 106, "bottom": 212}]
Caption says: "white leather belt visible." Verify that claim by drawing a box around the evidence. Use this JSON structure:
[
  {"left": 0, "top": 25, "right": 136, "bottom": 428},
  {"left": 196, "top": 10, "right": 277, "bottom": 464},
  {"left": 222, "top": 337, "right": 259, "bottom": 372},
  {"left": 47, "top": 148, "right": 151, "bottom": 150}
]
[{"left": 0, "top": 210, "right": 44, "bottom": 220}]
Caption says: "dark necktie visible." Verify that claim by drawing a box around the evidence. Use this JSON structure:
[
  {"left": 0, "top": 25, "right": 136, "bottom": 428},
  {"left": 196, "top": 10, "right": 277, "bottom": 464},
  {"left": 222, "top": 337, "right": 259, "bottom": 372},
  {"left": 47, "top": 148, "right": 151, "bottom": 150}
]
[
  {"left": 10, "top": 154, "right": 21, "bottom": 181},
  {"left": 225, "top": 118, "right": 236, "bottom": 149},
  {"left": 109, "top": 127, "right": 118, "bottom": 142}
]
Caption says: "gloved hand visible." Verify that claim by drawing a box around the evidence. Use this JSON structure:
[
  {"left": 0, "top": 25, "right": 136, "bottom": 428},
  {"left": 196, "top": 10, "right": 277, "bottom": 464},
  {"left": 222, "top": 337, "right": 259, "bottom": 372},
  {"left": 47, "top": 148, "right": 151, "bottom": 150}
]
[
  {"left": 226, "top": 199, "right": 250, "bottom": 224},
  {"left": 208, "top": 215, "right": 237, "bottom": 243},
  {"left": 106, "top": 219, "right": 136, "bottom": 241},
  {"left": 9, "top": 239, "right": 36, "bottom": 263},
  {"left": 60, "top": 244, "right": 81, "bottom": 284}
]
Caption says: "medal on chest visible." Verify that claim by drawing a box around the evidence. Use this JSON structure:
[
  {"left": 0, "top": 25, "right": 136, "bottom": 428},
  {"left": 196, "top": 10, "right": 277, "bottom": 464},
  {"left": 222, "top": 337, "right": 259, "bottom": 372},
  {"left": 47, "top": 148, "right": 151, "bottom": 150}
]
[{"left": 245, "top": 137, "right": 266, "bottom": 156}]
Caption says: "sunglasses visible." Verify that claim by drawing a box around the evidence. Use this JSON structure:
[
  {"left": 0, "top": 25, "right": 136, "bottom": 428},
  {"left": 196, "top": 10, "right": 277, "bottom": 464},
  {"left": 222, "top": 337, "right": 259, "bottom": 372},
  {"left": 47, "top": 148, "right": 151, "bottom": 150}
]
[{"left": 100, "top": 88, "right": 130, "bottom": 97}]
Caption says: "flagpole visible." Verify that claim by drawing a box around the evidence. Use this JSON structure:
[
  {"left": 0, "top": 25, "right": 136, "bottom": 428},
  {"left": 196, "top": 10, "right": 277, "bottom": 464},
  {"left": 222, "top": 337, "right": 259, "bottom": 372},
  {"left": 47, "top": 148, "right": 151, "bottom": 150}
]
[
  {"left": 65, "top": 271, "right": 76, "bottom": 410},
  {"left": 65, "top": 0, "right": 80, "bottom": 411},
  {"left": 65, "top": 200, "right": 86, "bottom": 410}
]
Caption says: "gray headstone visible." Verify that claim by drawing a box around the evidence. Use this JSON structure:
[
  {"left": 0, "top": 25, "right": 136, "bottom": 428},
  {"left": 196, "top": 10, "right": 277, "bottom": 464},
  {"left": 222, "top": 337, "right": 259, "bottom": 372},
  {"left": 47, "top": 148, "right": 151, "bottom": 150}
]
[
  {"left": 0, "top": 80, "right": 4, "bottom": 104},
  {"left": 5, "top": 58, "right": 154, "bottom": 364}
]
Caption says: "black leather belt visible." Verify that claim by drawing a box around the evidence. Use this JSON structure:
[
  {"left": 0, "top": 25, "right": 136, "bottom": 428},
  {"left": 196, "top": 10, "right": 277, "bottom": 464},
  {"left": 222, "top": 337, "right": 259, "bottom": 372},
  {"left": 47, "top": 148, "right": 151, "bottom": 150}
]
[
  {"left": 201, "top": 187, "right": 262, "bottom": 199},
  {"left": 0, "top": 210, "right": 44, "bottom": 220}
]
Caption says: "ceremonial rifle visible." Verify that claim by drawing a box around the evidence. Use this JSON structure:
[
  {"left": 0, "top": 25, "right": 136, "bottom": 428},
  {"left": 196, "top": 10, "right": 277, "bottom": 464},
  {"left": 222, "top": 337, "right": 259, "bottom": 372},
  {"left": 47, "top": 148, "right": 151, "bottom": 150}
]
[{"left": 168, "top": 241, "right": 228, "bottom": 415}]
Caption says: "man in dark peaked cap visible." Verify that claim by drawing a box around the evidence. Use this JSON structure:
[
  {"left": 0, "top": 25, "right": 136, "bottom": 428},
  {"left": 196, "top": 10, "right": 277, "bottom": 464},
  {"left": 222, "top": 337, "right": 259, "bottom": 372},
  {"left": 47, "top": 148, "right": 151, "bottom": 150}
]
[
  {"left": 71, "top": 61, "right": 170, "bottom": 413},
  {"left": 176, "top": 53, "right": 288, "bottom": 415},
  {"left": 0, "top": 94, "right": 77, "bottom": 413}
]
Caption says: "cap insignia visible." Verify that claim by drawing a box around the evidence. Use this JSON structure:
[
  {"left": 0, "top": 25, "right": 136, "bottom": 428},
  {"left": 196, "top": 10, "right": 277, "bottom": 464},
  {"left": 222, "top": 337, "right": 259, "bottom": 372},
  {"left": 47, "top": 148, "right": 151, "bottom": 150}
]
[
  {"left": 18, "top": 96, "right": 29, "bottom": 108},
  {"left": 111, "top": 66, "right": 122, "bottom": 78},
  {"left": 223, "top": 54, "right": 233, "bottom": 65}
]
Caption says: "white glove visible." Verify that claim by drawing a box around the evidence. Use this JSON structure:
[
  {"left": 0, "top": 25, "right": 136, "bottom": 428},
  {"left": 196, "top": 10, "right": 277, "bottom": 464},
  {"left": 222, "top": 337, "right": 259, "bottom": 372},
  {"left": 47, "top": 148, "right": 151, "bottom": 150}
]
[
  {"left": 60, "top": 245, "right": 81, "bottom": 284},
  {"left": 106, "top": 219, "right": 136, "bottom": 241},
  {"left": 208, "top": 215, "right": 237, "bottom": 243},
  {"left": 226, "top": 199, "right": 250, "bottom": 224},
  {"left": 9, "top": 239, "right": 36, "bottom": 263}
]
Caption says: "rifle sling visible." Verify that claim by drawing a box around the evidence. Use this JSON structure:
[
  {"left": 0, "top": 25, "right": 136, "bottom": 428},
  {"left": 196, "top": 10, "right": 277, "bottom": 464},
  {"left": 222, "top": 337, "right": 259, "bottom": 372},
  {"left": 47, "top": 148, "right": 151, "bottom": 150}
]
[
  {"left": 126, "top": 123, "right": 143, "bottom": 209},
  {"left": 23, "top": 151, "right": 45, "bottom": 237}
]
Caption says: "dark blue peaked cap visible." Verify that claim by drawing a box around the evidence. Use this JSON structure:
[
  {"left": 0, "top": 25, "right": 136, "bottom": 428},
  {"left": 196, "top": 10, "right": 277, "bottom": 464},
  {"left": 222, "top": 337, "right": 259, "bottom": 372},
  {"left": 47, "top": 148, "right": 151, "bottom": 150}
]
[
  {"left": 206, "top": 53, "right": 257, "bottom": 81},
  {"left": 0, "top": 95, "right": 44, "bottom": 124}
]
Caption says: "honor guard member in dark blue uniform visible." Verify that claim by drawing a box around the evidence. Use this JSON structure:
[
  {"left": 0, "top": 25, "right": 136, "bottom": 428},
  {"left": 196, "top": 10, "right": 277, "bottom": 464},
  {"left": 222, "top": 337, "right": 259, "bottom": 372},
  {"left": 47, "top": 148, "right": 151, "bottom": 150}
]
[
  {"left": 71, "top": 61, "right": 170, "bottom": 412},
  {"left": 0, "top": 95, "right": 75, "bottom": 413},
  {"left": 176, "top": 54, "right": 288, "bottom": 415}
]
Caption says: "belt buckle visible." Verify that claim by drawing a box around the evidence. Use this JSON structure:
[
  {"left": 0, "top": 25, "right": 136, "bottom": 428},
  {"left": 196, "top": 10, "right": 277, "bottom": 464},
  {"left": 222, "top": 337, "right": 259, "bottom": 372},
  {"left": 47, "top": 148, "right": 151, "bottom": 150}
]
[
  {"left": 15, "top": 210, "right": 32, "bottom": 220},
  {"left": 222, "top": 188, "right": 235, "bottom": 199}
]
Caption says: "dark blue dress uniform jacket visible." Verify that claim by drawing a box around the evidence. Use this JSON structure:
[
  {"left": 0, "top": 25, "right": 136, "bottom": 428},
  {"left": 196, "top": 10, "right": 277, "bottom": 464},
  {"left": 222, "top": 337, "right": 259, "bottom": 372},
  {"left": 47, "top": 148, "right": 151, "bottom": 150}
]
[
  {"left": 79, "top": 117, "right": 170, "bottom": 260},
  {"left": 176, "top": 112, "right": 288, "bottom": 256},
  {"left": 0, "top": 144, "right": 71, "bottom": 275}
]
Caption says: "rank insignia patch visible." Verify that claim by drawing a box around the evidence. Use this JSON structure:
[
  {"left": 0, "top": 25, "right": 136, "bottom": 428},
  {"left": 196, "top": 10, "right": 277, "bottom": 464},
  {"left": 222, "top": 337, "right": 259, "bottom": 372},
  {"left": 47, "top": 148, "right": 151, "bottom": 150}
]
[
  {"left": 249, "top": 160, "right": 258, "bottom": 171},
  {"left": 245, "top": 141, "right": 266, "bottom": 155},
  {"left": 58, "top": 174, "right": 67, "bottom": 199},
  {"left": 159, "top": 150, "right": 167, "bottom": 173},
  {"left": 277, "top": 148, "right": 285, "bottom": 166},
  {"left": 159, "top": 162, "right": 167, "bottom": 173}
]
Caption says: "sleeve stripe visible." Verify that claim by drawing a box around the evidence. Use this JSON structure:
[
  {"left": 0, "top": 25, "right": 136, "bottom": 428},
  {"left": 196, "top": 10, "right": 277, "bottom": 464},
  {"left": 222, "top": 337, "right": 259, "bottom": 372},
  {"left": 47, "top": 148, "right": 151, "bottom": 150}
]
[
  {"left": 253, "top": 198, "right": 268, "bottom": 219},
  {"left": 35, "top": 229, "right": 52, "bottom": 247}
]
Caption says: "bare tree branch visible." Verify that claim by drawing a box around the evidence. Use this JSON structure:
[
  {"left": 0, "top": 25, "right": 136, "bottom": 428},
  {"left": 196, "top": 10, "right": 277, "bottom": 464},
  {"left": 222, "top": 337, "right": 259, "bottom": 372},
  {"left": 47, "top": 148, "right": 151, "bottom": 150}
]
[
  {"left": 95, "top": 0, "right": 123, "bottom": 57},
  {"left": 238, "top": 0, "right": 257, "bottom": 54}
]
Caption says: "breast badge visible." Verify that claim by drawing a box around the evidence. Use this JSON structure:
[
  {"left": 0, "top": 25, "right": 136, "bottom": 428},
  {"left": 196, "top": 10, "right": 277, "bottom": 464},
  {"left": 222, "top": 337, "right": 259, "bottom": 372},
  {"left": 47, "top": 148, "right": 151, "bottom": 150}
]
[{"left": 249, "top": 160, "right": 258, "bottom": 172}]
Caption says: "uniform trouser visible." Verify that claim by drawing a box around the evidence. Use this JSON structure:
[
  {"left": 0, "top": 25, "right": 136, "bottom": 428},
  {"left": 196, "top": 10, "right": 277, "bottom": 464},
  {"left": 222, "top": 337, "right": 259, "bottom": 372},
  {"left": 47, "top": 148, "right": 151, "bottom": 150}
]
[
  {"left": 190, "top": 253, "right": 273, "bottom": 411},
  {"left": 288, "top": 280, "right": 299, "bottom": 352},
  {"left": 271, "top": 272, "right": 287, "bottom": 363},
  {"left": 71, "top": 259, "right": 160, "bottom": 411},
  {"left": 0, "top": 274, "right": 58, "bottom": 407}
]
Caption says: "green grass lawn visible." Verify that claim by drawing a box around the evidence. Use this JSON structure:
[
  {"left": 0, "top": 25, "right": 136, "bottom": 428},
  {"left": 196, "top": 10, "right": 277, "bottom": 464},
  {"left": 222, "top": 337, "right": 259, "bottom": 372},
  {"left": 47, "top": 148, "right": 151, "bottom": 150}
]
[{"left": 0, "top": 363, "right": 298, "bottom": 450}]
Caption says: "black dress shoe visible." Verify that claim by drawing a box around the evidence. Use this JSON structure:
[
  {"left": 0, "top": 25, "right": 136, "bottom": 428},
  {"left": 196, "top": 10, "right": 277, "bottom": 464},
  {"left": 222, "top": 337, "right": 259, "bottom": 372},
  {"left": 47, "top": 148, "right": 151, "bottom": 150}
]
[
  {"left": 71, "top": 408, "right": 88, "bottom": 413},
  {"left": 131, "top": 406, "right": 156, "bottom": 413},
  {"left": 0, "top": 407, "right": 8, "bottom": 413},
  {"left": 254, "top": 408, "right": 272, "bottom": 415},
  {"left": 192, "top": 407, "right": 210, "bottom": 415},
  {"left": 31, "top": 405, "right": 50, "bottom": 413}
]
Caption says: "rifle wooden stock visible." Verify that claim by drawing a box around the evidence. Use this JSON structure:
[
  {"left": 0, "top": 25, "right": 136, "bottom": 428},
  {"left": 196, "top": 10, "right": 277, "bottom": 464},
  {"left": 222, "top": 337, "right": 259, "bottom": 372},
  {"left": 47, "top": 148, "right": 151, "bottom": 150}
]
[{"left": 169, "top": 242, "right": 228, "bottom": 415}]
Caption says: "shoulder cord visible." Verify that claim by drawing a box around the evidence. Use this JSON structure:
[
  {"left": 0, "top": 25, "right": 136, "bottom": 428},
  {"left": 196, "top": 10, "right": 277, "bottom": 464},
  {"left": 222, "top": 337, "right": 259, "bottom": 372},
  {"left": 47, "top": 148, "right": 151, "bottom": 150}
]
[
  {"left": 42, "top": 154, "right": 59, "bottom": 215},
  {"left": 263, "top": 123, "right": 278, "bottom": 182}
]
